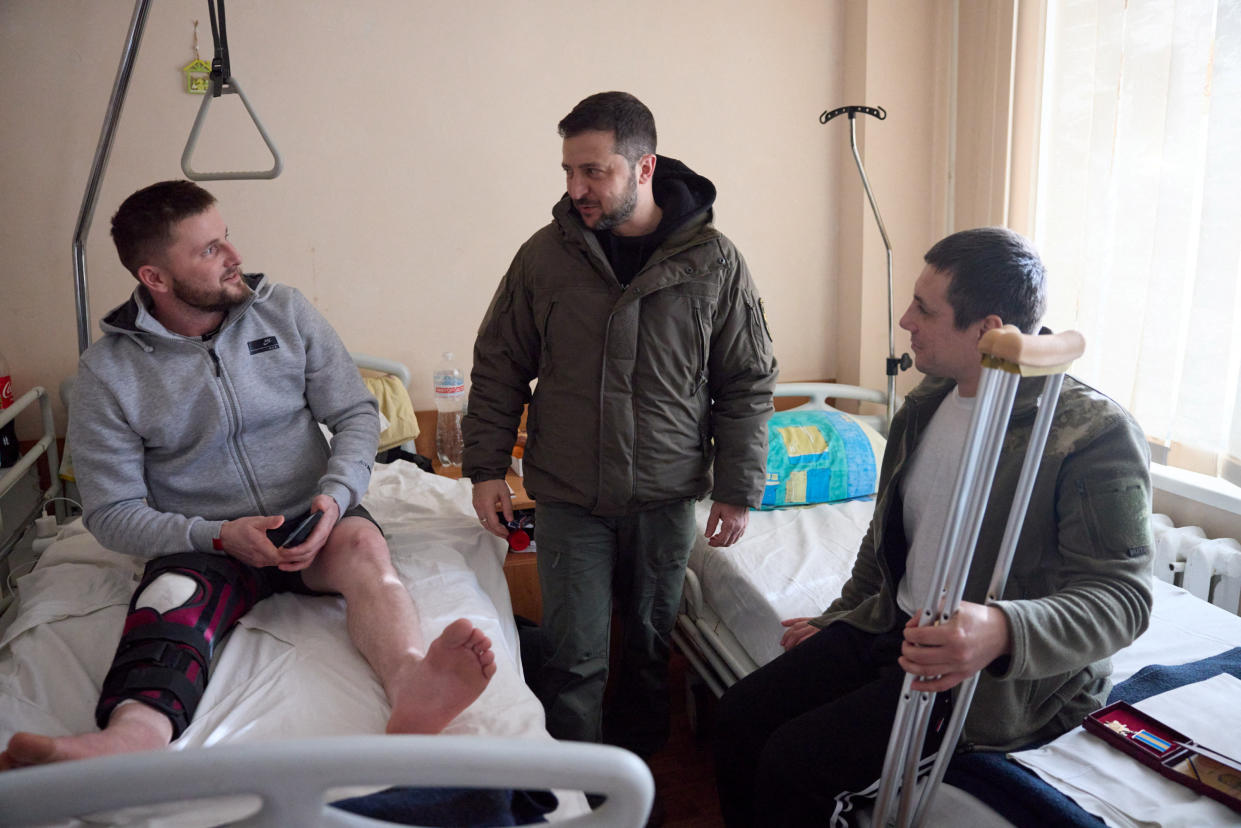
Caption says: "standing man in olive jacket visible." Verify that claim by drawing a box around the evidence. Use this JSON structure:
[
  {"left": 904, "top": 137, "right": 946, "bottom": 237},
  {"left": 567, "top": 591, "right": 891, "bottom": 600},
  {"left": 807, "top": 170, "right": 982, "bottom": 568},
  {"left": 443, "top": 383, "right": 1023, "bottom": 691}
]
[
  {"left": 714, "top": 227, "right": 1153, "bottom": 827},
  {"left": 464, "top": 91, "right": 778, "bottom": 761}
]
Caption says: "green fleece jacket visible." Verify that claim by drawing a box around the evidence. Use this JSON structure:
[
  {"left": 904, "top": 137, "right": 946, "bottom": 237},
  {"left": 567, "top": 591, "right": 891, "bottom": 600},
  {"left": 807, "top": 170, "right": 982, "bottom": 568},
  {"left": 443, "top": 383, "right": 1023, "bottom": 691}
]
[
  {"left": 814, "top": 372, "right": 1154, "bottom": 750},
  {"left": 464, "top": 157, "right": 777, "bottom": 515}
]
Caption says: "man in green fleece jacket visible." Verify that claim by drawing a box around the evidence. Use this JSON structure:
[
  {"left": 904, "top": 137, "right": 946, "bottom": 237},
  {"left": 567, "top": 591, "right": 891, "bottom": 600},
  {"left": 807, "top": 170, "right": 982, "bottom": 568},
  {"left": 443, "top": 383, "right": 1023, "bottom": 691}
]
[{"left": 714, "top": 227, "right": 1153, "bottom": 827}]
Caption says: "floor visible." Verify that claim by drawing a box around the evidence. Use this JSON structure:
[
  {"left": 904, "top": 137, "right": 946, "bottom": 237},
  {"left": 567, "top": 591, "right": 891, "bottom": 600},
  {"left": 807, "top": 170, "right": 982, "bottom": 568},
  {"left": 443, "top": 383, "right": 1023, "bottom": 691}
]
[
  {"left": 533, "top": 609, "right": 727, "bottom": 826},
  {"left": 647, "top": 648, "right": 724, "bottom": 827}
]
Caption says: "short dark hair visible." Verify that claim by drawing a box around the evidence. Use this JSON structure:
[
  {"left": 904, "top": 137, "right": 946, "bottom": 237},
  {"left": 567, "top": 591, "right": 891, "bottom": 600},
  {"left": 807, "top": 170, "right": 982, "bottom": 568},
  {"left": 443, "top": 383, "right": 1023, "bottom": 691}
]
[
  {"left": 924, "top": 227, "right": 1047, "bottom": 334},
  {"left": 557, "top": 91, "right": 657, "bottom": 165},
  {"left": 110, "top": 180, "right": 217, "bottom": 278}
]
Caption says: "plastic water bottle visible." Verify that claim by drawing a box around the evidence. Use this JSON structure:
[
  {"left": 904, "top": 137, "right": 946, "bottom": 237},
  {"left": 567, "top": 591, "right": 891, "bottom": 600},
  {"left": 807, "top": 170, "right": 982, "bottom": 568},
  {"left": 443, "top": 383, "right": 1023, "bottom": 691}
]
[
  {"left": 433, "top": 352, "right": 465, "bottom": 467},
  {"left": 0, "top": 347, "right": 18, "bottom": 468}
]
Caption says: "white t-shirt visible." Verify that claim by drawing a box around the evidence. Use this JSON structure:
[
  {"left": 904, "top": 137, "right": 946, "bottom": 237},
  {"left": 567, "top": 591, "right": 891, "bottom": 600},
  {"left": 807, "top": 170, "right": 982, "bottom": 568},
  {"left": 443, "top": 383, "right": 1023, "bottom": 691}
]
[{"left": 896, "top": 388, "right": 976, "bottom": 616}]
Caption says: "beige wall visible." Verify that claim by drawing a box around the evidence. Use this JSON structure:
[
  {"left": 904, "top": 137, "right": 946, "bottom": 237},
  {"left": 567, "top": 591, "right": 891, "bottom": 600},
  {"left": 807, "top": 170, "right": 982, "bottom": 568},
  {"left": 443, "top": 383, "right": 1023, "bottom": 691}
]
[
  {"left": 835, "top": 0, "right": 957, "bottom": 407},
  {"left": 0, "top": 0, "right": 1019, "bottom": 440},
  {"left": 834, "top": 0, "right": 1029, "bottom": 408}
]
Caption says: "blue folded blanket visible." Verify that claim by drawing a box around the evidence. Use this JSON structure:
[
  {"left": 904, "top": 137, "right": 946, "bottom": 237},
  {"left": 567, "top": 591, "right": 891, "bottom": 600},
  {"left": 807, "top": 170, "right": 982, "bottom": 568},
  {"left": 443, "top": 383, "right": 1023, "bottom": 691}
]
[{"left": 944, "top": 647, "right": 1241, "bottom": 827}]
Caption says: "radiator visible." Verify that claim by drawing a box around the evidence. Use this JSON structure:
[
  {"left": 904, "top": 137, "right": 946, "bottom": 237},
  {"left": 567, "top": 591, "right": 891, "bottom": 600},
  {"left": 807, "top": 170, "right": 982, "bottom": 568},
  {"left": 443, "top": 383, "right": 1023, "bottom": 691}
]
[{"left": 1151, "top": 513, "right": 1241, "bottom": 616}]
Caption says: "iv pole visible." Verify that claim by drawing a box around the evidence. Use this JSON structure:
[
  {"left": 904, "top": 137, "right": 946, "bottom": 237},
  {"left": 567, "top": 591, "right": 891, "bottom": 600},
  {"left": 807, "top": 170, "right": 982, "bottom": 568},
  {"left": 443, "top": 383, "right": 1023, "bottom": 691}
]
[{"left": 820, "top": 105, "right": 910, "bottom": 426}]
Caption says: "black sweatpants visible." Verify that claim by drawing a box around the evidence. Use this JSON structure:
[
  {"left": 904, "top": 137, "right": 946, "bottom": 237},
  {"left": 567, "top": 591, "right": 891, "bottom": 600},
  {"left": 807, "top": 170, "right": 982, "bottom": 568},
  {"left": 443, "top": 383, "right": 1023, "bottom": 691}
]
[{"left": 713, "top": 621, "right": 952, "bottom": 828}]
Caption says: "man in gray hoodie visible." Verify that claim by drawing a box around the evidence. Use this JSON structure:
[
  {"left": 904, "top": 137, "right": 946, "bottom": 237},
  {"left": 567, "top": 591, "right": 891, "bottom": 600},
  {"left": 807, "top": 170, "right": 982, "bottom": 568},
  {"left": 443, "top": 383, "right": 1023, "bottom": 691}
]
[{"left": 0, "top": 180, "right": 495, "bottom": 771}]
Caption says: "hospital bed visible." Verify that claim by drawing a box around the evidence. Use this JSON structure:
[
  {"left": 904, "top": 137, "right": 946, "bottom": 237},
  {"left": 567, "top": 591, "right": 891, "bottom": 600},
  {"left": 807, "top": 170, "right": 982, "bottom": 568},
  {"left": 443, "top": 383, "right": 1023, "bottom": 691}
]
[
  {"left": 673, "top": 381, "right": 887, "bottom": 698},
  {"left": 0, "top": 356, "right": 651, "bottom": 827},
  {"left": 673, "top": 382, "right": 1241, "bottom": 826}
]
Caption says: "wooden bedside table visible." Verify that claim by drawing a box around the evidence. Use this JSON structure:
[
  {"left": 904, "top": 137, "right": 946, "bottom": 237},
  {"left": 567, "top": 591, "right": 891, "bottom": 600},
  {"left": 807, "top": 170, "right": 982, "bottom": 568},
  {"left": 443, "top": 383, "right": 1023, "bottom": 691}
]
[
  {"left": 430, "top": 461, "right": 541, "bottom": 622},
  {"left": 501, "top": 546, "right": 541, "bottom": 623},
  {"left": 416, "top": 410, "right": 542, "bottom": 622}
]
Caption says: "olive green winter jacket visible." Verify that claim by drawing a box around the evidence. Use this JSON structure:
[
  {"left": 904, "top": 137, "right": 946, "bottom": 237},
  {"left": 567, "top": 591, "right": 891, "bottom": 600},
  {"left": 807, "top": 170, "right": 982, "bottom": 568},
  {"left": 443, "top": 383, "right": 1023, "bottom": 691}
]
[
  {"left": 813, "top": 371, "right": 1153, "bottom": 750},
  {"left": 463, "top": 158, "right": 777, "bottom": 515}
]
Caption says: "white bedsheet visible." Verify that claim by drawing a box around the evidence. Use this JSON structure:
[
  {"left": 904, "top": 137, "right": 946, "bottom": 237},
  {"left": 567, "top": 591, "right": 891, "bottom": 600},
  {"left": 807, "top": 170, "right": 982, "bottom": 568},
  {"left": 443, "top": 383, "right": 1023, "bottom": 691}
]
[
  {"left": 690, "top": 496, "right": 873, "bottom": 666},
  {"left": 1012, "top": 673, "right": 1241, "bottom": 827},
  {"left": 0, "top": 459, "right": 587, "bottom": 825},
  {"left": 1109, "top": 577, "right": 1241, "bottom": 683},
  {"left": 1006, "top": 579, "right": 1241, "bottom": 827}
]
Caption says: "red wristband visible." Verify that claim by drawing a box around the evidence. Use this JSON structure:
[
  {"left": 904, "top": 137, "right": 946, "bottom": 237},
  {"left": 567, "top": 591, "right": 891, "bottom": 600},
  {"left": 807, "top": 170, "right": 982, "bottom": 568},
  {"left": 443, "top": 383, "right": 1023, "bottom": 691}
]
[{"left": 212, "top": 534, "right": 224, "bottom": 551}]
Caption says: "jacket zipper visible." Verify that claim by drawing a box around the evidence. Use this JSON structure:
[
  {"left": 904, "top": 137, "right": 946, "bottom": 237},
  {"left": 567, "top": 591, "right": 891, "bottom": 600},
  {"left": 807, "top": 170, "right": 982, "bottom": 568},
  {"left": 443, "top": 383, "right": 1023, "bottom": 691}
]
[
  {"left": 691, "top": 304, "right": 708, "bottom": 396},
  {"left": 207, "top": 345, "right": 270, "bottom": 515},
  {"left": 585, "top": 226, "right": 720, "bottom": 507}
]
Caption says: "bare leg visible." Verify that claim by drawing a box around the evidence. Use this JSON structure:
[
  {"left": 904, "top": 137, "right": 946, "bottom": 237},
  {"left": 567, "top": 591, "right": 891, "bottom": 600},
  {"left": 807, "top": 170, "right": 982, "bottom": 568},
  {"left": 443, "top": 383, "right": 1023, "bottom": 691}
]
[
  {"left": 304, "top": 518, "right": 496, "bottom": 734},
  {"left": 0, "top": 701, "right": 173, "bottom": 772}
]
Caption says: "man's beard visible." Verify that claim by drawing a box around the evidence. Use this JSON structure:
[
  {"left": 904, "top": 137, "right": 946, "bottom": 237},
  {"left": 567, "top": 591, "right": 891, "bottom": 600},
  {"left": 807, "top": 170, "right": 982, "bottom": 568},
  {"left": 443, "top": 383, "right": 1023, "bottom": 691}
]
[
  {"left": 588, "top": 168, "right": 638, "bottom": 231},
  {"left": 171, "top": 273, "right": 252, "bottom": 313}
]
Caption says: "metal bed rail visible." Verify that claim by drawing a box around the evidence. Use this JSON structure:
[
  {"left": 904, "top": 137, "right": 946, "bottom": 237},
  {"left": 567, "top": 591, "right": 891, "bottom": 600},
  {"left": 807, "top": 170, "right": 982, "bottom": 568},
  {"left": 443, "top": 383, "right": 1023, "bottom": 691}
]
[
  {"left": 0, "top": 386, "right": 64, "bottom": 562},
  {"left": 0, "top": 735, "right": 654, "bottom": 828}
]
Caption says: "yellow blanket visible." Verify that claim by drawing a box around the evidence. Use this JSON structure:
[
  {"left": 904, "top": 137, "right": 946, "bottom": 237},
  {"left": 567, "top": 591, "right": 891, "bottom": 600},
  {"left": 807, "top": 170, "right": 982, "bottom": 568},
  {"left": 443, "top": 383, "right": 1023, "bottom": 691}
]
[{"left": 362, "top": 373, "right": 420, "bottom": 451}]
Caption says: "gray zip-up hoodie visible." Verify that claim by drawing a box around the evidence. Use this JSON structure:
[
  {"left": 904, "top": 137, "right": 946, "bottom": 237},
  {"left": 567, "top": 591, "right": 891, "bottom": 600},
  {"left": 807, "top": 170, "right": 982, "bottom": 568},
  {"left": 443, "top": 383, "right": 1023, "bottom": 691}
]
[{"left": 69, "top": 274, "right": 379, "bottom": 558}]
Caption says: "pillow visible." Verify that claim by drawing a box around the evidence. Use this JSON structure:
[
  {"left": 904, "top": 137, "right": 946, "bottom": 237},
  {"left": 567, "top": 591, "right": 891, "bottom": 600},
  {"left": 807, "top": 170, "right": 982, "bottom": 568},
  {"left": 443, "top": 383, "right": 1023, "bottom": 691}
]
[
  {"left": 362, "top": 373, "right": 420, "bottom": 452},
  {"left": 760, "top": 408, "right": 885, "bottom": 509}
]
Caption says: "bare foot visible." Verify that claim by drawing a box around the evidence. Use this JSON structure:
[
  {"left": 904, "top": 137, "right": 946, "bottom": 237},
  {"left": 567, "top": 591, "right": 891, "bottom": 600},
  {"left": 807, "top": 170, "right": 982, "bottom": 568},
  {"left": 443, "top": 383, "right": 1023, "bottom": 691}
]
[
  {"left": 0, "top": 704, "right": 172, "bottom": 771},
  {"left": 386, "top": 618, "right": 497, "bottom": 734}
]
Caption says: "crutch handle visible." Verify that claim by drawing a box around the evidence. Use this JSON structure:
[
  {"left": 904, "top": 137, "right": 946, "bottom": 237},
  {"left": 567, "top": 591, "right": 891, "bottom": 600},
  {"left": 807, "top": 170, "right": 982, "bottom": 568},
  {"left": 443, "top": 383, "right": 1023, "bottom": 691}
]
[{"left": 979, "top": 326, "right": 1085, "bottom": 374}]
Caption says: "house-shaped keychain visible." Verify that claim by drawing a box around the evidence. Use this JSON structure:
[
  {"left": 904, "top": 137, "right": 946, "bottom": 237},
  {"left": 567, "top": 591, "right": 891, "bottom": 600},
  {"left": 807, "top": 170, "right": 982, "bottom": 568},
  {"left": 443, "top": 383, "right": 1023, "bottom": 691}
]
[{"left": 183, "top": 58, "right": 211, "bottom": 94}]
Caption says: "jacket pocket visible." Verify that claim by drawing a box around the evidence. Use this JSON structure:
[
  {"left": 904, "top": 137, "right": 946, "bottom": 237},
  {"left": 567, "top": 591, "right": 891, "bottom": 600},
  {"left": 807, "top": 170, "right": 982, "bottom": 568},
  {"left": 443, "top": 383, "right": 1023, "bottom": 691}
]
[
  {"left": 745, "top": 292, "right": 773, "bottom": 356},
  {"left": 690, "top": 303, "right": 709, "bottom": 396},
  {"left": 537, "top": 301, "right": 557, "bottom": 378},
  {"left": 1075, "top": 477, "right": 1151, "bottom": 559},
  {"left": 525, "top": 401, "right": 540, "bottom": 457},
  {"left": 699, "top": 416, "right": 714, "bottom": 460}
]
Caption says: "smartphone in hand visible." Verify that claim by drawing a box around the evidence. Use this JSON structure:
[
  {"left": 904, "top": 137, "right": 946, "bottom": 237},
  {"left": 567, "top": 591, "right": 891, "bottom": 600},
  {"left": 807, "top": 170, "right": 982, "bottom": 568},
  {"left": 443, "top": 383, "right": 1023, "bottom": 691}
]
[{"left": 270, "top": 511, "right": 323, "bottom": 548}]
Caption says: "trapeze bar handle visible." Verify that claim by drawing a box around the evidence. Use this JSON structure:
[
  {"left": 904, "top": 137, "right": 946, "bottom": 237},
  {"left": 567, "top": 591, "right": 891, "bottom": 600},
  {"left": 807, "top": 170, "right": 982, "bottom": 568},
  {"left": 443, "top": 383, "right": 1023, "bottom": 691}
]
[
  {"left": 820, "top": 105, "right": 887, "bottom": 124},
  {"left": 979, "top": 326, "right": 1086, "bottom": 374},
  {"left": 181, "top": 76, "right": 283, "bottom": 181}
]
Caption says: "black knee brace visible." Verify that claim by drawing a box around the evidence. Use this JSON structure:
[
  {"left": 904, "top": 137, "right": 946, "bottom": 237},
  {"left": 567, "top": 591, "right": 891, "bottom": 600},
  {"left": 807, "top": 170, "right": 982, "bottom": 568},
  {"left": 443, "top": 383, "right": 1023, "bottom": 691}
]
[{"left": 96, "top": 552, "right": 262, "bottom": 738}]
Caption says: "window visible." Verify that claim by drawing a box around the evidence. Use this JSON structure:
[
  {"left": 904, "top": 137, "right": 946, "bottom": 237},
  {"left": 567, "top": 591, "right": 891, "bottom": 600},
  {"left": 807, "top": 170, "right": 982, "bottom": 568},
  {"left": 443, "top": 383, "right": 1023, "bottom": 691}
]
[{"left": 1034, "top": 0, "right": 1241, "bottom": 487}]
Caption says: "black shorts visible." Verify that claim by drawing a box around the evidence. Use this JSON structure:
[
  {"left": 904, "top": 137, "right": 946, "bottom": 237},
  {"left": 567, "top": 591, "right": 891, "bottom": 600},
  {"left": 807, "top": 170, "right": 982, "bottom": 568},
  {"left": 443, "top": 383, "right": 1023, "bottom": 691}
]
[{"left": 262, "top": 503, "right": 382, "bottom": 595}]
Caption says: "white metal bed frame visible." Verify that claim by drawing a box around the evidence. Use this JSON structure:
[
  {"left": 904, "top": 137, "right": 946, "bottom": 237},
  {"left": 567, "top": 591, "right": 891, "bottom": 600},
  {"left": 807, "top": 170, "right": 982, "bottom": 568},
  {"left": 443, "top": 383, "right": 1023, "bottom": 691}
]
[
  {"left": 0, "top": 386, "right": 66, "bottom": 618},
  {"left": 0, "top": 735, "right": 652, "bottom": 828},
  {"left": 0, "top": 387, "right": 64, "bottom": 536}
]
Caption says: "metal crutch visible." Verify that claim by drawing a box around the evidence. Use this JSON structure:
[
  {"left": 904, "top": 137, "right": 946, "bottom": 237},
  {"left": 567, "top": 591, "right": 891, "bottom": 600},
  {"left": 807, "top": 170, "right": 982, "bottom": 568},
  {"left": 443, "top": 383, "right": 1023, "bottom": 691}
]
[
  {"left": 819, "top": 105, "right": 911, "bottom": 430},
  {"left": 181, "top": 0, "right": 283, "bottom": 181},
  {"left": 872, "top": 326, "right": 1087, "bottom": 828}
]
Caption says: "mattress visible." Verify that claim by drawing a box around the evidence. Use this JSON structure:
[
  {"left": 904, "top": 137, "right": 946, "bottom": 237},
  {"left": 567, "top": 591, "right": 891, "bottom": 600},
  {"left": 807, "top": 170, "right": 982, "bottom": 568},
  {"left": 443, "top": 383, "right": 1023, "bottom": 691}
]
[
  {"left": 0, "top": 459, "right": 589, "bottom": 825},
  {"left": 689, "top": 495, "right": 874, "bottom": 667}
]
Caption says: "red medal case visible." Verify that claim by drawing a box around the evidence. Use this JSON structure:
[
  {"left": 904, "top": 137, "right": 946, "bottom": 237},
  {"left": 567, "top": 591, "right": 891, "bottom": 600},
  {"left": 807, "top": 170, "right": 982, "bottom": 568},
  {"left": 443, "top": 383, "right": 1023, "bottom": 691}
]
[{"left": 1083, "top": 700, "right": 1241, "bottom": 815}]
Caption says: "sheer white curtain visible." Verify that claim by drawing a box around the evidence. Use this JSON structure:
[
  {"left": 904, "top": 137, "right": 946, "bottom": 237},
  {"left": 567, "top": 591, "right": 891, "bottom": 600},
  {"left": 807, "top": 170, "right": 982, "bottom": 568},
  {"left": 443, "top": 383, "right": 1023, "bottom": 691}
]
[{"left": 1034, "top": 0, "right": 1241, "bottom": 485}]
